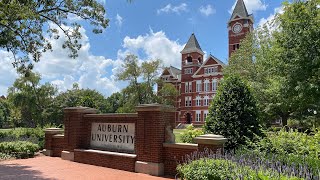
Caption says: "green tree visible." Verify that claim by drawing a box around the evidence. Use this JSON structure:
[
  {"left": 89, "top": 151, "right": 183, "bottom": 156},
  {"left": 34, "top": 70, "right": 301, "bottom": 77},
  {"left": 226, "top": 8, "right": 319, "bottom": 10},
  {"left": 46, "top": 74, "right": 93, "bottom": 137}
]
[
  {"left": 157, "top": 82, "right": 179, "bottom": 106},
  {"left": 0, "top": 99, "right": 10, "bottom": 127},
  {"left": 225, "top": 30, "right": 292, "bottom": 126},
  {"left": 7, "top": 72, "right": 57, "bottom": 127},
  {"left": 205, "top": 76, "right": 260, "bottom": 150},
  {"left": 273, "top": 0, "right": 320, "bottom": 121},
  {"left": 116, "top": 54, "right": 161, "bottom": 112},
  {"left": 225, "top": 0, "right": 320, "bottom": 126},
  {"left": 0, "top": 0, "right": 109, "bottom": 71},
  {"left": 105, "top": 92, "right": 124, "bottom": 113},
  {"left": 52, "top": 85, "right": 108, "bottom": 124}
]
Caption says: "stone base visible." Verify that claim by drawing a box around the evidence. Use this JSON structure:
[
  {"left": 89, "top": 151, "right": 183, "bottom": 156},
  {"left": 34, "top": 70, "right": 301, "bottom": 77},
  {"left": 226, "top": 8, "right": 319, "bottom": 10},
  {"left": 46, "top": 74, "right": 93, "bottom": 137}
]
[
  {"left": 61, "top": 151, "right": 74, "bottom": 161},
  {"left": 42, "top": 149, "right": 52, "bottom": 156},
  {"left": 135, "top": 161, "right": 164, "bottom": 176}
]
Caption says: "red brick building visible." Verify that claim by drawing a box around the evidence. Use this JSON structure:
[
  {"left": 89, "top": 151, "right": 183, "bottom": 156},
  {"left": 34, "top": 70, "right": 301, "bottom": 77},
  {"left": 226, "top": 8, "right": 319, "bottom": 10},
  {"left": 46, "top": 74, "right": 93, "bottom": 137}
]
[{"left": 159, "top": 0, "right": 254, "bottom": 126}]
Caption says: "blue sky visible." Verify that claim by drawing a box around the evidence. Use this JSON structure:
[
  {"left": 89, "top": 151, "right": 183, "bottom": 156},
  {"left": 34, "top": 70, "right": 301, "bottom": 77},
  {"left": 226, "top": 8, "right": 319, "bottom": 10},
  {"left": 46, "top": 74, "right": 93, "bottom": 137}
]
[{"left": 0, "top": 0, "right": 284, "bottom": 97}]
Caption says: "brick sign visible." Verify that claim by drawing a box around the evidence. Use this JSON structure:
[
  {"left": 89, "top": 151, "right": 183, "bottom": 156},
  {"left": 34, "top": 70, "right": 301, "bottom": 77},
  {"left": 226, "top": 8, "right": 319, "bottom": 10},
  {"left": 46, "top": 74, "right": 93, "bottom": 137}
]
[{"left": 90, "top": 123, "right": 135, "bottom": 153}]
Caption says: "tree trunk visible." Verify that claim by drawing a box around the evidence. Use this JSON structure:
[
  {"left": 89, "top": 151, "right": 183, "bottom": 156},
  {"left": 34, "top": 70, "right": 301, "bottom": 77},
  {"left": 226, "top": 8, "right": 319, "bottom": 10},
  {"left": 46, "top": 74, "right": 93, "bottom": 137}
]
[{"left": 281, "top": 114, "right": 289, "bottom": 126}]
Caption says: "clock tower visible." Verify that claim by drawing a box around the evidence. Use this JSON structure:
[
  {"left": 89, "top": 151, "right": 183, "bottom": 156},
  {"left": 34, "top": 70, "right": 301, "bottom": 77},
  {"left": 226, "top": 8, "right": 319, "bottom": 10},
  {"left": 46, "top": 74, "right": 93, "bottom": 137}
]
[{"left": 228, "top": 0, "right": 254, "bottom": 57}]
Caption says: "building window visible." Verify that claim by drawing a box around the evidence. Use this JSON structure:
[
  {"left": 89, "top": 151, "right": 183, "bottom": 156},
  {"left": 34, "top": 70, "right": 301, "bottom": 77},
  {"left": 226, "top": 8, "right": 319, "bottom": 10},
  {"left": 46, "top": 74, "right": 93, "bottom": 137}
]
[
  {"left": 187, "top": 56, "right": 192, "bottom": 62},
  {"left": 185, "top": 96, "right": 192, "bottom": 107},
  {"left": 185, "top": 82, "right": 192, "bottom": 93},
  {"left": 204, "top": 79, "right": 210, "bottom": 92},
  {"left": 195, "top": 96, "right": 201, "bottom": 106},
  {"left": 233, "top": 44, "right": 240, "bottom": 51},
  {"left": 203, "top": 96, "right": 209, "bottom": 106},
  {"left": 212, "top": 79, "right": 217, "bottom": 91},
  {"left": 196, "top": 80, "right": 202, "bottom": 92},
  {"left": 204, "top": 110, "right": 209, "bottom": 121},
  {"left": 196, "top": 111, "right": 201, "bottom": 122},
  {"left": 184, "top": 68, "right": 193, "bottom": 74},
  {"left": 204, "top": 67, "right": 218, "bottom": 74}
]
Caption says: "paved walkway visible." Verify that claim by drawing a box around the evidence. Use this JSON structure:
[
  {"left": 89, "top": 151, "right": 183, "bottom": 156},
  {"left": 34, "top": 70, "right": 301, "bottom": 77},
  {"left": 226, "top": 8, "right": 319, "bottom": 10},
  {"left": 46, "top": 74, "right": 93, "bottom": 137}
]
[{"left": 0, "top": 156, "right": 174, "bottom": 180}]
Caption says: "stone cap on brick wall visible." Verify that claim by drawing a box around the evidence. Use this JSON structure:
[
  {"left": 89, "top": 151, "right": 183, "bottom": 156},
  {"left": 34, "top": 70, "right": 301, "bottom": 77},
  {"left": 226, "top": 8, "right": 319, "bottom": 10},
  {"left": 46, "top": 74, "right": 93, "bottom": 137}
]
[
  {"left": 44, "top": 128, "right": 64, "bottom": 135},
  {"left": 84, "top": 113, "right": 138, "bottom": 118},
  {"left": 64, "top": 107, "right": 98, "bottom": 113},
  {"left": 136, "top": 103, "right": 176, "bottom": 112},
  {"left": 163, "top": 143, "right": 198, "bottom": 150},
  {"left": 194, "top": 134, "right": 227, "bottom": 145}
]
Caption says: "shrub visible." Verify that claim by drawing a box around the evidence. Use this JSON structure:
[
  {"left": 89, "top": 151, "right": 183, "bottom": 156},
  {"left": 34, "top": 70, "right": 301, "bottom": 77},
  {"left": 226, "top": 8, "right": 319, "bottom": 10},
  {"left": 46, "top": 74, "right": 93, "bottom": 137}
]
[
  {"left": 180, "top": 125, "right": 204, "bottom": 143},
  {"left": 0, "top": 152, "right": 12, "bottom": 160},
  {"left": 243, "top": 128, "right": 320, "bottom": 175},
  {"left": 177, "top": 158, "right": 303, "bottom": 180},
  {"left": 205, "top": 76, "right": 261, "bottom": 150},
  {"left": 0, "top": 127, "right": 45, "bottom": 149},
  {"left": 0, "top": 141, "right": 39, "bottom": 158}
]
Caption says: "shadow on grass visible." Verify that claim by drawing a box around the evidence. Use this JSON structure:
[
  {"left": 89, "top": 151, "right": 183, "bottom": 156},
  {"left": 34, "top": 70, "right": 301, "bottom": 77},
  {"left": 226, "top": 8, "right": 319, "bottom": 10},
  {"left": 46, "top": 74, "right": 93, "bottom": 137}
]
[{"left": 0, "top": 163, "right": 54, "bottom": 180}]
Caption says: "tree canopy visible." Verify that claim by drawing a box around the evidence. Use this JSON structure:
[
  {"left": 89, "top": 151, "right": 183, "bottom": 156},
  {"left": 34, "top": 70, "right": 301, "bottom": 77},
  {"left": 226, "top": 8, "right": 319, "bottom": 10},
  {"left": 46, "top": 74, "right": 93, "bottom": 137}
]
[
  {"left": 0, "top": 0, "right": 109, "bottom": 71},
  {"left": 225, "top": 0, "right": 320, "bottom": 126}
]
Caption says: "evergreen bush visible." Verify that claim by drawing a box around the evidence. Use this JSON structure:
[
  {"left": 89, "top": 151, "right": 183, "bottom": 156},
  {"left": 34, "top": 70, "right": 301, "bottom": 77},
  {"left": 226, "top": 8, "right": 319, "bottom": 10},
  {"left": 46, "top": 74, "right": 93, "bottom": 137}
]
[{"left": 205, "top": 76, "right": 261, "bottom": 150}]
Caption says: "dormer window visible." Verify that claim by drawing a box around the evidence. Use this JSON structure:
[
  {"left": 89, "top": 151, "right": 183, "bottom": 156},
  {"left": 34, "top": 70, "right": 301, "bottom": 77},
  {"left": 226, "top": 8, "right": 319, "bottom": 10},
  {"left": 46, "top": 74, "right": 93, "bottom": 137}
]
[
  {"left": 198, "top": 57, "right": 202, "bottom": 64},
  {"left": 205, "top": 67, "right": 218, "bottom": 74}
]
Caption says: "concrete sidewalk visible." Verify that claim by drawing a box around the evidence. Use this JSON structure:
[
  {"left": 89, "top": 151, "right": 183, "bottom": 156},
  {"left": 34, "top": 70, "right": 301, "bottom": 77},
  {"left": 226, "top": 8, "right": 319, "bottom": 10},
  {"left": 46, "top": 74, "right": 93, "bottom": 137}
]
[{"left": 0, "top": 156, "right": 174, "bottom": 180}]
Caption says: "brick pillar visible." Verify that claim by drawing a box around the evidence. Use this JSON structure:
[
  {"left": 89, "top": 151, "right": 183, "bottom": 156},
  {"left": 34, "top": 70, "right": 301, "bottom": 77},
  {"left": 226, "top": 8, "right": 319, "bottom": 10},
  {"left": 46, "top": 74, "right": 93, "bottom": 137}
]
[
  {"left": 43, "top": 128, "right": 64, "bottom": 156},
  {"left": 135, "top": 104, "right": 175, "bottom": 176},
  {"left": 61, "top": 107, "right": 97, "bottom": 161},
  {"left": 194, "top": 134, "right": 227, "bottom": 154}
]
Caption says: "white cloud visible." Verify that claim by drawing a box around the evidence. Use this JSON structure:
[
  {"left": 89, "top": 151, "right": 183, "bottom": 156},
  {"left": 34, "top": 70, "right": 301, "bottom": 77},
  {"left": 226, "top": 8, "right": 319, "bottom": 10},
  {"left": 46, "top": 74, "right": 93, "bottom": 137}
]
[
  {"left": 230, "top": 0, "right": 267, "bottom": 14},
  {"left": 115, "top": 14, "right": 123, "bottom": 27},
  {"left": 0, "top": 51, "right": 18, "bottom": 96},
  {"left": 157, "top": 3, "right": 188, "bottom": 15},
  {"left": 199, "top": 5, "right": 216, "bottom": 16},
  {"left": 0, "top": 24, "right": 184, "bottom": 97},
  {"left": 33, "top": 24, "right": 121, "bottom": 97},
  {"left": 122, "top": 30, "right": 184, "bottom": 68},
  {"left": 258, "top": 6, "right": 284, "bottom": 30}
]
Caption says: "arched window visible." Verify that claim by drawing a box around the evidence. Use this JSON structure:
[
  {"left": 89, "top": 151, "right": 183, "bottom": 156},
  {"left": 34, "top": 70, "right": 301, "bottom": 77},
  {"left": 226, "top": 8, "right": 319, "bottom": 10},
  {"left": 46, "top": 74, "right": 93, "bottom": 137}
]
[
  {"left": 195, "top": 96, "right": 201, "bottom": 106},
  {"left": 204, "top": 79, "right": 210, "bottom": 92},
  {"left": 212, "top": 79, "right": 218, "bottom": 91},
  {"left": 203, "top": 96, "right": 209, "bottom": 106},
  {"left": 187, "top": 56, "right": 192, "bottom": 62},
  {"left": 198, "top": 57, "right": 202, "bottom": 64}
]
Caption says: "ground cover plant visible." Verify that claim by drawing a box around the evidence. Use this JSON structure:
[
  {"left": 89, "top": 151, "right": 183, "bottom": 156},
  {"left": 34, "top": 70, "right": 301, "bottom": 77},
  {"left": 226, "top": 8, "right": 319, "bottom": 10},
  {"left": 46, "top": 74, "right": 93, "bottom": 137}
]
[
  {"left": 243, "top": 128, "right": 320, "bottom": 176},
  {"left": 177, "top": 149, "right": 317, "bottom": 180},
  {"left": 177, "top": 129, "right": 320, "bottom": 180}
]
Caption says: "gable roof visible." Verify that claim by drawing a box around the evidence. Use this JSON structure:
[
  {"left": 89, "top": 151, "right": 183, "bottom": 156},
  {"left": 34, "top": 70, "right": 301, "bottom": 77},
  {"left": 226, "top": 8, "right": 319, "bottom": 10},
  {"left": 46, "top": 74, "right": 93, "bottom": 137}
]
[
  {"left": 181, "top": 33, "right": 204, "bottom": 55},
  {"left": 161, "top": 66, "right": 181, "bottom": 81},
  {"left": 229, "top": 0, "right": 254, "bottom": 23},
  {"left": 193, "top": 54, "right": 225, "bottom": 77}
]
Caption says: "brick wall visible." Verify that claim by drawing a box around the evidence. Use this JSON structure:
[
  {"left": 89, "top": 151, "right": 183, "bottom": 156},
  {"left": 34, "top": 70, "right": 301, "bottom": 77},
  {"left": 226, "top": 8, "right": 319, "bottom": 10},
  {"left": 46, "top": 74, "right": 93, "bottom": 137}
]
[
  {"left": 163, "top": 143, "right": 198, "bottom": 176},
  {"left": 51, "top": 135, "right": 66, "bottom": 157},
  {"left": 74, "top": 149, "right": 136, "bottom": 172},
  {"left": 44, "top": 105, "right": 226, "bottom": 177}
]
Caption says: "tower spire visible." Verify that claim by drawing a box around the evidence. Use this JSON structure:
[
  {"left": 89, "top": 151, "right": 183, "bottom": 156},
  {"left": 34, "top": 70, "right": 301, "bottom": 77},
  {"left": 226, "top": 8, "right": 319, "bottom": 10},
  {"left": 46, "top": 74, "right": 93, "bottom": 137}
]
[{"left": 181, "top": 33, "right": 204, "bottom": 55}]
